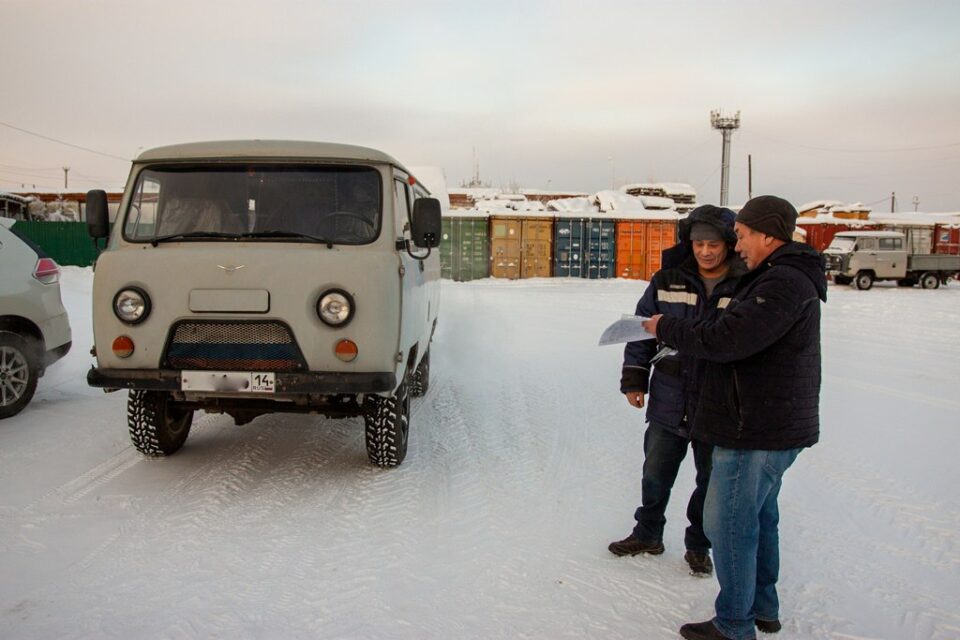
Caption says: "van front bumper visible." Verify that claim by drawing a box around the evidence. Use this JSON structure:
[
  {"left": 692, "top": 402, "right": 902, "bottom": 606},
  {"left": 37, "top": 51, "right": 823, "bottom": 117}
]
[{"left": 87, "top": 367, "right": 396, "bottom": 394}]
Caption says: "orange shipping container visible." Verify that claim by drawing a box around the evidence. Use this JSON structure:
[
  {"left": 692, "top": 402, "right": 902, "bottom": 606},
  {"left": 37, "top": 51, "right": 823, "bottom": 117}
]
[
  {"left": 490, "top": 217, "right": 522, "bottom": 279},
  {"left": 615, "top": 219, "right": 677, "bottom": 280},
  {"left": 521, "top": 218, "right": 553, "bottom": 278}
]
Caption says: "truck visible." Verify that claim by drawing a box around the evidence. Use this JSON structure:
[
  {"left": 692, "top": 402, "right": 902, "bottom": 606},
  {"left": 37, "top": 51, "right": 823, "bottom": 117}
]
[
  {"left": 823, "top": 230, "right": 960, "bottom": 290},
  {"left": 84, "top": 140, "right": 442, "bottom": 467}
]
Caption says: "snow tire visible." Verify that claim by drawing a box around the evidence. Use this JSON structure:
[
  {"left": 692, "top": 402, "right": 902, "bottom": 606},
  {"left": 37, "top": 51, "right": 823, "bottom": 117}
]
[
  {"left": 127, "top": 390, "right": 194, "bottom": 456},
  {"left": 920, "top": 272, "right": 940, "bottom": 289},
  {"left": 410, "top": 348, "right": 430, "bottom": 398},
  {"left": 363, "top": 382, "right": 410, "bottom": 467},
  {"left": 0, "top": 331, "right": 39, "bottom": 420},
  {"left": 854, "top": 271, "right": 874, "bottom": 290}
]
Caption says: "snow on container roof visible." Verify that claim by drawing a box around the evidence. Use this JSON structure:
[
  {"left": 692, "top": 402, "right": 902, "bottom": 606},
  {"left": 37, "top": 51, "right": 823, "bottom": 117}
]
[
  {"left": 870, "top": 212, "right": 960, "bottom": 227},
  {"left": 796, "top": 214, "right": 876, "bottom": 226},
  {"left": 831, "top": 230, "right": 906, "bottom": 238},
  {"left": 136, "top": 140, "right": 407, "bottom": 169},
  {"left": 658, "top": 183, "right": 697, "bottom": 197}
]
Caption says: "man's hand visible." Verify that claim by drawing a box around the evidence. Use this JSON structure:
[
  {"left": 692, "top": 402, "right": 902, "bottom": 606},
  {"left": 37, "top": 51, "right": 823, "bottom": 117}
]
[
  {"left": 624, "top": 391, "right": 645, "bottom": 409},
  {"left": 643, "top": 314, "right": 663, "bottom": 338}
]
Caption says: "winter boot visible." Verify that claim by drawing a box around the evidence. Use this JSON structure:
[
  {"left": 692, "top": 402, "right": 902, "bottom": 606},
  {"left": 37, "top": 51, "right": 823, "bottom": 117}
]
[
  {"left": 679, "top": 620, "right": 734, "bottom": 640},
  {"left": 607, "top": 534, "right": 664, "bottom": 557},
  {"left": 684, "top": 550, "right": 714, "bottom": 576},
  {"left": 756, "top": 618, "right": 782, "bottom": 633}
]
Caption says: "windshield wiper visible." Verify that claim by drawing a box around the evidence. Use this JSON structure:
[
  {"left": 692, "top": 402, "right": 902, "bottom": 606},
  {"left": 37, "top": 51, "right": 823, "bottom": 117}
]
[
  {"left": 150, "top": 232, "right": 243, "bottom": 246},
  {"left": 241, "top": 231, "right": 335, "bottom": 247}
]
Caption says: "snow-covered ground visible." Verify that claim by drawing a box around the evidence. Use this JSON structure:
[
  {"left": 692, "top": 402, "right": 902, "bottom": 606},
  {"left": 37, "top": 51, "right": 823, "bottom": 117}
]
[{"left": 2, "top": 268, "right": 959, "bottom": 639}]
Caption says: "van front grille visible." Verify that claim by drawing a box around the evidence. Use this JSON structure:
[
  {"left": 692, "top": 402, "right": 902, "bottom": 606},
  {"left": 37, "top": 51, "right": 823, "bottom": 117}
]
[{"left": 164, "top": 320, "right": 305, "bottom": 371}]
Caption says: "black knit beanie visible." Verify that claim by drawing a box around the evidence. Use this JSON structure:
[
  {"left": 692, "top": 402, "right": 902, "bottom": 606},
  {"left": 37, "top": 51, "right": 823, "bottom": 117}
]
[{"left": 735, "top": 195, "right": 797, "bottom": 242}]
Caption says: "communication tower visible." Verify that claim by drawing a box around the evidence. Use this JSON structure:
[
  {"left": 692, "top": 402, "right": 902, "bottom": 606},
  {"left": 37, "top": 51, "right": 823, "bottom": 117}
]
[{"left": 710, "top": 110, "right": 740, "bottom": 206}]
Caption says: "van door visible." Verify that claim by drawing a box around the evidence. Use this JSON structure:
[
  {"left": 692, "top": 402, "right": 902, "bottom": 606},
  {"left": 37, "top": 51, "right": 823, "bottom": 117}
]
[{"left": 876, "top": 237, "right": 906, "bottom": 277}]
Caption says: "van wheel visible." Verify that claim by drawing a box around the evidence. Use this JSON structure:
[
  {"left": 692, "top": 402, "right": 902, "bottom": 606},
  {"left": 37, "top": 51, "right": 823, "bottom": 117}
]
[
  {"left": 410, "top": 349, "right": 430, "bottom": 397},
  {"left": 127, "top": 390, "right": 194, "bottom": 456},
  {"left": 920, "top": 272, "right": 940, "bottom": 289},
  {"left": 854, "top": 271, "right": 874, "bottom": 290},
  {"left": 0, "top": 332, "right": 39, "bottom": 420},
  {"left": 363, "top": 383, "right": 410, "bottom": 467}
]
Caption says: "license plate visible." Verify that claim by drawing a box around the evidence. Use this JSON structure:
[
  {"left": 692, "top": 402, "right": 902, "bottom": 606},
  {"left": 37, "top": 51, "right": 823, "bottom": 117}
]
[{"left": 180, "top": 371, "right": 275, "bottom": 393}]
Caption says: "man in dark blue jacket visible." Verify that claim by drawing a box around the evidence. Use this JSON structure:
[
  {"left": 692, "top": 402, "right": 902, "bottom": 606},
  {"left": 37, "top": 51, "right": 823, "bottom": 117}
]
[
  {"left": 609, "top": 205, "right": 745, "bottom": 577},
  {"left": 644, "top": 196, "right": 827, "bottom": 640}
]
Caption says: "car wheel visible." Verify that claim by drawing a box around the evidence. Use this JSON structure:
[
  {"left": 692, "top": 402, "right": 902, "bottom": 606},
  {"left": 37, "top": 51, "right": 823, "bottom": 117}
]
[
  {"left": 410, "top": 348, "right": 430, "bottom": 398},
  {"left": 363, "top": 382, "right": 410, "bottom": 467},
  {"left": 854, "top": 271, "right": 874, "bottom": 290},
  {"left": 127, "top": 390, "right": 194, "bottom": 456},
  {"left": 920, "top": 272, "right": 940, "bottom": 289},
  {"left": 0, "top": 331, "right": 39, "bottom": 420}
]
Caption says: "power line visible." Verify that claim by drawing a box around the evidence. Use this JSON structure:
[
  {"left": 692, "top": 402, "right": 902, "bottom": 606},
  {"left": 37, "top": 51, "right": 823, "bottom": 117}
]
[
  {"left": 750, "top": 132, "right": 960, "bottom": 154},
  {"left": 0, "top": 121, "right": 130, "bottom": 162}
]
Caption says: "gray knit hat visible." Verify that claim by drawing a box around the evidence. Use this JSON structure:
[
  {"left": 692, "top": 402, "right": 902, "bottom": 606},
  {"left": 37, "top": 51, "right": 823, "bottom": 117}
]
[{"left": 735, "top": 195, "right": 797, "bottom": 242}]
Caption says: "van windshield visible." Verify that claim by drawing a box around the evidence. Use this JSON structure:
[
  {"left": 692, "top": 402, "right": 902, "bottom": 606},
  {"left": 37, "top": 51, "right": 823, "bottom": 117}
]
[
  {"left": 826, "top": 236, "right": 856, "bottom": 252},
  {"left": 123, "top": 165, "right": 382, "bottom": 244}
]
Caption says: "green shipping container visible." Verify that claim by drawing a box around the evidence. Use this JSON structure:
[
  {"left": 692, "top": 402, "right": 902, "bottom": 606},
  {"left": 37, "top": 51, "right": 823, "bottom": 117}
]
[
  {"left": 440, "top": 217, "right": 490, "bottom": 281},
  {"left": 11, "top": 221, "right": 100, "bottom": 267}
]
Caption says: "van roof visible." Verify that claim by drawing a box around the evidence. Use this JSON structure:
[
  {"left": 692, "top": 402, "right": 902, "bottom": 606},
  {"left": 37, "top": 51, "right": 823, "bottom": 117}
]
[
  {"left": 136, "top": 140, "right": 408, "bottom": 170},
  {"left": 834, "top": 231, "right": 904, "bottom": 238}
]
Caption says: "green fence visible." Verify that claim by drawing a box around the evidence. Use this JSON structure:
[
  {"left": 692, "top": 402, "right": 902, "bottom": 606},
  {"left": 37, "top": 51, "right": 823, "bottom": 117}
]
[{"left": 12, "top": 221, "right": 99, "bottom": 267}]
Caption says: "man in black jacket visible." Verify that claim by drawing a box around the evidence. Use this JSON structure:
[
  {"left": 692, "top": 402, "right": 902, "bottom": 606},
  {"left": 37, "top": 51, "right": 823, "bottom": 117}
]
[
  {"left": 643, "top": 196, "right": 827, "bottom": 640},
  {"left": 610, "top": 206, "right": 745, "bottom": 577}
]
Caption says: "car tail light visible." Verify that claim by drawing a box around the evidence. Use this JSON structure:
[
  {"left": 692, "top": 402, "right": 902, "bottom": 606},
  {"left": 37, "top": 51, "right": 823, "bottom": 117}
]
[
  {"left": 112, "top": 336, "right": 135, "bottom": 358},
  {"left": 334, "top": 339, "right": 358, "bottom": 362},
  {"left": 33, "top": 258, "right": 60, "bottom": 284}
]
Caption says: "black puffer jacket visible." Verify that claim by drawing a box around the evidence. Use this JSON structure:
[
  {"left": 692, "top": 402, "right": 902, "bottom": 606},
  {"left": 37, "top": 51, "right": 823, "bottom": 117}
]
[{"left": 655, "top": 242, "right": 828, "bottom": 450}]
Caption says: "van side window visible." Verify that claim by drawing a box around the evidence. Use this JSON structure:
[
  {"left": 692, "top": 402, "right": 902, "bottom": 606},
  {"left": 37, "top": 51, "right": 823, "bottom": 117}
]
[
  {"left": 857, "top": 238, "right": 877, "bottom": 250},
  {"left": 394, "top": 179, "right": 411, "bottom": 237},
  {"left": 879, "top": 238, "right": 900, "bottom": 250},
  {"left": 124, "top": 177, "right": 161, "bottom": 237}
]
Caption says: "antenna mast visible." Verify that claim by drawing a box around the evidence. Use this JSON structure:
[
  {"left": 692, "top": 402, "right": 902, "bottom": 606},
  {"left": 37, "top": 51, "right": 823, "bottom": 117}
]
[{"left": 710, "top": 110, "right": 741, "bottom": 206}]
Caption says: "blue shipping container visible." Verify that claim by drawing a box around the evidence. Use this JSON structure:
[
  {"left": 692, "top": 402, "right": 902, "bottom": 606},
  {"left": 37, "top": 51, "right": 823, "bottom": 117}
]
[{"left": 553, "top": 218, "right": 616, "bottom": 279}]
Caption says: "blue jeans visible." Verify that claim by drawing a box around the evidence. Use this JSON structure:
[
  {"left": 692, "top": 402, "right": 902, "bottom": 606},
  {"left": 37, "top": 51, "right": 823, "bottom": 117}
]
[
  {"left": 703, "top": 446, "right": 801, "bottom": 640},
  {"left": 633, "top": 421, "right": 713, "bottom": 553}
]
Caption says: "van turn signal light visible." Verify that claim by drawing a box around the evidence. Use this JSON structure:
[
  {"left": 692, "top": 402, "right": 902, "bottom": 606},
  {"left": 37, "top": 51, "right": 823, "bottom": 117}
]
[
  {"left": 334, "top": 339, "right": 358, "bottom": 362},
  {"left": 112, "top": 336, "right": 135, "bottom": 358}
]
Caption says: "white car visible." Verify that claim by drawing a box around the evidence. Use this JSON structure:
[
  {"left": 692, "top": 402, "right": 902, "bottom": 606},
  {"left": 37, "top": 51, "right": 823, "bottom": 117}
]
[{"left": 0, "top": 217, "right": 72, "bottom": 418}]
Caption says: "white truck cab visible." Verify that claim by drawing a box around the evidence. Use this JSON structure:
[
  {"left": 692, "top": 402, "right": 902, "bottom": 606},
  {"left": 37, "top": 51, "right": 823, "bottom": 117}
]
[{"left": 86, "top": 141, "right": 441, "bottom": 467}]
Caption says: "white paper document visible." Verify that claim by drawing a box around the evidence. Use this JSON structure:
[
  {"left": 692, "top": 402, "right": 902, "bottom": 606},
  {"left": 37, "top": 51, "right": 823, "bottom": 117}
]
[{"left": 598, "top": 314, "right": 657, "bottom": 345}]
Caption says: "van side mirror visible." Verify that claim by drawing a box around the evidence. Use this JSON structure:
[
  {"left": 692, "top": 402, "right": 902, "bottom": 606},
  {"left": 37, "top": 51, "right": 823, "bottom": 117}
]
[
  {"left": 86, "top": 190, "right": 110, "bottom": 239},
  {"left": 410, "top": 198, "right": 441, "bottom": 249}
]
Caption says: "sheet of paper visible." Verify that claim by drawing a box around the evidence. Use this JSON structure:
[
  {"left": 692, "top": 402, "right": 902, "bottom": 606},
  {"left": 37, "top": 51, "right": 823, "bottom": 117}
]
[{"left": 598, "top": 314, "right": 657, "bottom": 345}]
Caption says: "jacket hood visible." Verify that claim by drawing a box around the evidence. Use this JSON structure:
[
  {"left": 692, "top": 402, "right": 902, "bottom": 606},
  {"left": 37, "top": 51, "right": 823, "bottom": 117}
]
[
  {"left": 662, "top": 205, "right": 737, "bottom": 269},
  {"left": 768, "top": 242, "right": 828, "bottom": 302}
]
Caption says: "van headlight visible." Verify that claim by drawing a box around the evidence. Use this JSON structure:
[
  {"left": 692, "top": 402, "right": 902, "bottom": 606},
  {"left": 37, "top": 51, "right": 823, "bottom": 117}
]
[
  {"left": 113, "top": 288, "right": 151, "bottom": 324},
  {"left": 317, "top": 289, "right": 354, "bottom": 327}
]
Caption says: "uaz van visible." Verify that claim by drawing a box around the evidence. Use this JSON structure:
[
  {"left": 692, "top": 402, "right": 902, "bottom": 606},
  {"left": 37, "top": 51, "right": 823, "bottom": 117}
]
[{"left": 86, "top": 141, "right": 441, "bottom": 467}]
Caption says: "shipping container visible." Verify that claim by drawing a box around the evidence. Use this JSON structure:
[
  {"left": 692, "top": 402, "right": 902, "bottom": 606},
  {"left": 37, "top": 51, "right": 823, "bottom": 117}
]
[
  {"left": 615, "top": 218, "right": 677, "bottom": 280},
  {"left": 933, "top": 224, "right": 960, "bottom": 255},
  {"left": 440, "top": 216, "right": 490, "bottom": 281},
  {"left": 796, "top": 219, "right": 878, "bottom": 253},
  {"left": 11, "top": 220, "right": 100, "bottom": 267},
  {"left": 553, "top": 217, "right": 617, "bottom": 278},
  {"left": 489, "top": 215, "right": 553, "bottom": 279}
]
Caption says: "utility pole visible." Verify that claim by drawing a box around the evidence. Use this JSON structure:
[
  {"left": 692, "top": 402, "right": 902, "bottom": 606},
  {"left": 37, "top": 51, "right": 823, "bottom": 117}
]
[
  {"left": 890, "top": 191, "right": 896, "bottom": 213},
  {"left": 912, "top": 196, "right": 920, "bottom": 212},
  {"left": 62, "top": 166, "right": 70, "bottom": 189},
  {"left": 748, "top": 154, "right": 753, "bottom": 200},
  {"left": 711, "top": 110, "right": 740, "bottom": 206}
]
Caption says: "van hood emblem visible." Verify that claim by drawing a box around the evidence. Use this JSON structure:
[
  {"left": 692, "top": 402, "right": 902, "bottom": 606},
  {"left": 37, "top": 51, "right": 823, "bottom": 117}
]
[{"left": 217, "top": 264, "right": 246, "bottom": 273}]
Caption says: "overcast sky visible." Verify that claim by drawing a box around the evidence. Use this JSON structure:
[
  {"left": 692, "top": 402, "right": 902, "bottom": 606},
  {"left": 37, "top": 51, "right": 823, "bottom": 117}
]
[{"left": 2, "top": 0, "right": 958, "bottom": 211}]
